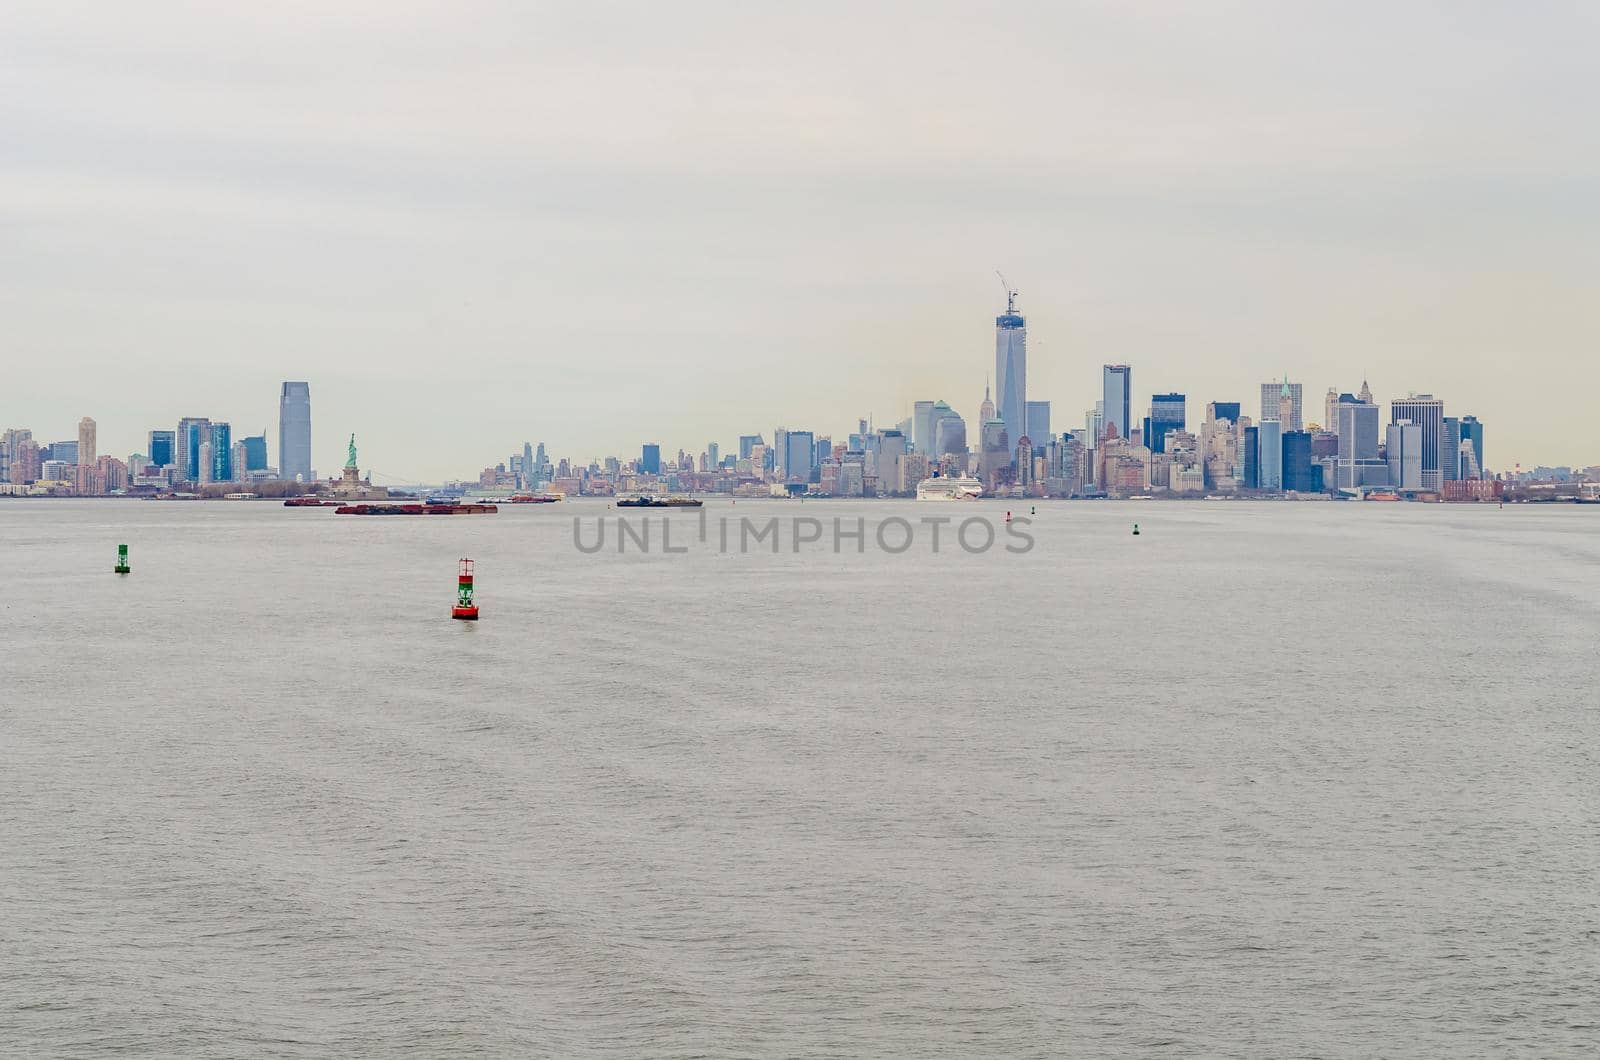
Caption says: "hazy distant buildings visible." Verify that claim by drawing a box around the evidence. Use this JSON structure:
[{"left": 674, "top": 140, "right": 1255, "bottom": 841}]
[
  {"left": 994, "top": 292, "right": 1027, "bottom": 459},
  {"left": 242, "top": 433, "right": 268, "bottom": 473},
  {"left": 785, "top": 430, "right": 816, "bottom": 483},
  {"left": 278, "top": 383, "right": 312, "bottom": 483},
  {"left": 640, "top": 443, "right": 661, "bottom": 475}
]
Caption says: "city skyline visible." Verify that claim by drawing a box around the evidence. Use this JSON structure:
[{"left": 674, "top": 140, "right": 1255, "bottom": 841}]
[{"left": 5, "top": 5, "right": 1599, "bottom": 478}]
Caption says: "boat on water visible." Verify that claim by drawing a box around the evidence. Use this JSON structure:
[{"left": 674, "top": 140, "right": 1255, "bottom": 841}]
[
  {"left": 335, "top": 503, "right": 498, "bottom": 516},
  {"left": 616, "top": 495, "right": 704, "bottom": 508},
  {"left": 284, "top": 496, "right": 338, "bottom": 507},
  {"left": 915, "top": 476, "right": 984, "bottom": 501},
  {"left": 508, "top": 493, "right": 563, "bottom": 503}
]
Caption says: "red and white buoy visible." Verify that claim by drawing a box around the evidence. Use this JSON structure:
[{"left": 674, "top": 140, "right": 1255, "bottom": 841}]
[{"left": 452, "top": 558, "right": 479, "bottom": 620}]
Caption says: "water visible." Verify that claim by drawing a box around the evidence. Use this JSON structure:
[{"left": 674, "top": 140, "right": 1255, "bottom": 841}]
[{"left": 2, "top": 498, "right": 1598, "bottom": 1058}]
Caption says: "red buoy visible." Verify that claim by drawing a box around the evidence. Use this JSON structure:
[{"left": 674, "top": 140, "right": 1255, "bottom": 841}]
[{"left": 452, "top": 558, "right": 479, "bottom": 620}]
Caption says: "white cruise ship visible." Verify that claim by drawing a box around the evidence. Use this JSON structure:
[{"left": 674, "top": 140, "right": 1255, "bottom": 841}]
[{"left": 916, "top": 476, "right": 984, "bottom": 501}]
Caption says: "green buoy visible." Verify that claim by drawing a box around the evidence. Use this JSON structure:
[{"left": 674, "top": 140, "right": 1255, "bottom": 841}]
[{"left": 114, "top": 543, "right": 130, "bottom": 574}]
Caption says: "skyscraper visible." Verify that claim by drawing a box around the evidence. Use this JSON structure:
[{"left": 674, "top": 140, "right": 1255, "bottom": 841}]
[
  {"left": 148, "top": 430, "right": 175, "bottom": 468},
  {"left": 210, "top": 422, "right": 233, "bottom": 483},
  {"left": 1208, "top": 402, "right": 1241, "bottom": 425},
  {"left": 1387, "top": 422, "right": 1423, "bottom": 489},
  {"left": 1390, "top": 395, "right": 1445, "bottom": 490},
  {"left": 1336, "top": 397, "right": 1384, "bottom": 488},
  {"left": 1242, "top": 425, "right": 1259, "bottom": 488},
  {"left": 640, "top": 443, "right": 661, "bottom": 475},
  {"left": 177, "top": 417, "right": 210, "bottom": 482},
  {"left": 785, "top": 431, "right": 815, "bottom": 483},
  {"left": 1282, "top": 431, "right": 1316, "bottom": 492},
  {"left": 243, "top": 433, "right": 269, "bottom": 472},
  {"left": 1102, "top": 365, "right": 1132, "bottom": 444},
  {"left": 912, "top": 400, "right": 936, "bottom": 454},
  {"left": 874, "top": 429, "right": 905, "bottom": 494},
  {"left": 930, "top": 403, "right": 966, "bottom": 456},
  {"left": 1025, "top": 401, "right": 1052, "bottom": 445},
  {"left": 1257, "top": 419, "right": 1282, "bottom": 490},
  {"left": 77, "top": 417, "right": 96, "bottom": 466},
  {"left": 1146, "top": 393, "right": 1185, "bottom": 454},
  {"left": 279, "top": 382, "right": 312, "bottom": 483},
  {"left": 1458, "top": 416, "right": 1484, "bottom": 475},
  {"left": 1261, "top": 379, "right": 1303, "bottom": 433},
  {"left": 994, "top": 291, "right": 1026, "bottom": 459}
]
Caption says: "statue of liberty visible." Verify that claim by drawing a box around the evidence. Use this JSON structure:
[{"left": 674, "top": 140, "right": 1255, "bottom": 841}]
[{"left": 346, "top": 434, "right": 358, "bottom": 470}]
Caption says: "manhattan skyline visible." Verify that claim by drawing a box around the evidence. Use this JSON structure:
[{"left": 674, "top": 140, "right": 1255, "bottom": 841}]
[{"left": 5, "top": 3, "right": 1599, "bottom": 479}]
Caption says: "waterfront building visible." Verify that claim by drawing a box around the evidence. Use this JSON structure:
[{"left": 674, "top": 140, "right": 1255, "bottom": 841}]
[
  {"left": 1257, "top": 419, "right": 1282, "bottom": 490},
  {"left": 1325, "top": 389, "right": 1340, "bottom": 436},
  {"left": 49, "top": 441, "right": 79, "bottom": 464},
  {"left": 0, "top": 428, "right": 33, "bottom": 483},
  {"left": 1102, "top": 365, "right": 1132, "bottom": 445},
  {"left": 738, "top": 435, "right": 763, "bottom": 461},
  {"left": 278, "top": 382, "right": 312, "bottom": 483},
  {"left": 1261, "top": 379, "right": 1303, "bottom": 433},
  {"left": 640, "top": 443, "right": 661, "bottom": 475},
  {"left": 1336, "top": 398, "right": 1387, "bottom": 488},
  {"left": 8, "top": 439, "right": 41, "bottom": 484},
  {"left": 1390, "top": 395, "right": 1445, "bottom": 490},
  {"left": 1242, "top": 425, "right": 1259, "bottom": 488},
  {"left": 994, "top": 292, "right": 1027, "bottom": 458},
  {"left": 1387, "top": 422, "right": 1424, "bottom": 489},
  {"left": 77, "top": 417, "right": 96, "bottom": 466},
  {"left": 1282, "top": 431, "right": 1316, "bottom": 491}
]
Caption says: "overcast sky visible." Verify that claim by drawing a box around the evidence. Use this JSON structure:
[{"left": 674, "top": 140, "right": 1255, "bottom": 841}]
[{"left": 4, "top": 1, "right": 1597, "bottom": 479}]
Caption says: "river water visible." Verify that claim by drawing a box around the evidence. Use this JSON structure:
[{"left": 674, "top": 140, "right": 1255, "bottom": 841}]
[{"left": 2, "top": 498, "right": 1597, "bottom": 1057}]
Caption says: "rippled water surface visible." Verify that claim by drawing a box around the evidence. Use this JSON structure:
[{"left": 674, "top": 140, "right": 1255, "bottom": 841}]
[{"left": 3, "top": 498, "right": 1598, "bottom": 1058}]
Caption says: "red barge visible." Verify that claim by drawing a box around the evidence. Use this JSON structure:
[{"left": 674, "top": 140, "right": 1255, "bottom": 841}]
[{"left": 335, "top": 503, "right": 498, "bottom": 516}]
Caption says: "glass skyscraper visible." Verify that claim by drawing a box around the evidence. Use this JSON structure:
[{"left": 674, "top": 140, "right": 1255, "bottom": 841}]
[
  {"left": 1147, "top": 393, "right": 1185, "bottom": 453},
  {"left": 278, "top": 382, "right": 312, "bottom": 483},
  {"left": 994, "top": 292, "right": 1026, "bottom": 459},
  {"left": 1101, "top": 365, "right": 1131, "bottom": 444},
  {"left": 1390, "top": 395, "right": 1445, "bottom": 490},
  {"left": 148, "top": 430, "right": 175, "bottom": 468},
  {"left": 210, "top": 422, "right": 232, "bottom": 483},
  {"left": 1257, "top": 419, "right": 1282, "bottom": 490},
  {"left": 640, "top": 443, "right": 661, "bottom": 474}
]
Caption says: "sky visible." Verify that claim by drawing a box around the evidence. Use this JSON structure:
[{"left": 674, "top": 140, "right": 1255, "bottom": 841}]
[{"left": 3, "top": 1, "right": 1598, "bottom": 480}]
